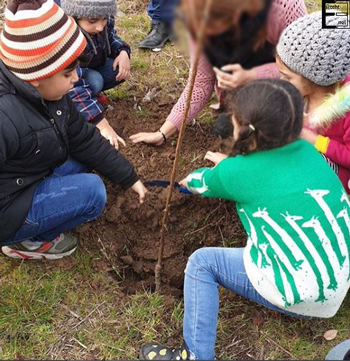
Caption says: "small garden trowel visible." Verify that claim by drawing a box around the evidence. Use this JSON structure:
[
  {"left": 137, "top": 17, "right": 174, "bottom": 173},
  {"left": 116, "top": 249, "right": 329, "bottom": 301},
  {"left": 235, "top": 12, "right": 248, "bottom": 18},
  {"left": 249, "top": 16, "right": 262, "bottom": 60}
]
[{"left": 144, "top": 180, "right": 192, "bottom": 195}]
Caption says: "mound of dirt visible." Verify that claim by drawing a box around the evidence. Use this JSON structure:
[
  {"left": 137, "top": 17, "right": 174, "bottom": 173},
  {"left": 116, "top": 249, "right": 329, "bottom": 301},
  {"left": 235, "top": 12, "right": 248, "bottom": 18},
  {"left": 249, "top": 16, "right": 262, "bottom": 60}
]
[{"left": 75, "top": 98, "right": 246, "bottom": 294}]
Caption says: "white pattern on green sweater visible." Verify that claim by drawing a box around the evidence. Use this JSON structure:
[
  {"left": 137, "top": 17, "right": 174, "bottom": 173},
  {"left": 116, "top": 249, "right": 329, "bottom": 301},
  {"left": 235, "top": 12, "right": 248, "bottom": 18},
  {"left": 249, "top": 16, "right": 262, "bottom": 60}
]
[{"left": 185, "top": 140, "right": 350, "bottom": 317}]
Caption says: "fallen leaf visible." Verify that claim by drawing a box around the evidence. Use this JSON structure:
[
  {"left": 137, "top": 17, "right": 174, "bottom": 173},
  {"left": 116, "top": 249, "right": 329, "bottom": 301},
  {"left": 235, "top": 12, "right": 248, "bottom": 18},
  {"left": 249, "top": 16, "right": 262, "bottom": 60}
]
[
  {"left": 143, "top": 87, "right": 160, "bottom": 102},
  {"left": 209, "top": 102, "right": 221, "bottom": 110},
  {"left": 324, "top": 329, "right": 338, "bottom": 341},
  {"left": 253, "top": 313, "right": 263, "bottom": 327}
]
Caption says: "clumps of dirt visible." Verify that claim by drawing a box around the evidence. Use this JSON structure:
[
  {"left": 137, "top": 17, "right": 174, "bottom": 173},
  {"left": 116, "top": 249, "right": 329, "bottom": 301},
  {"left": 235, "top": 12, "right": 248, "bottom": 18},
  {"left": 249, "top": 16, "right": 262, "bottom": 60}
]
[
  {"left": 102, "top": 187, "right": 245, "bottom": 292},
  {"left": 122, "top": 186, "right": 187, "bottom": 230},
  {"left": 104, "top": 184, "right": 187, "bottom": 233},
  {"left": 75, "top": 97, "right": 247, "bottom": 294}
]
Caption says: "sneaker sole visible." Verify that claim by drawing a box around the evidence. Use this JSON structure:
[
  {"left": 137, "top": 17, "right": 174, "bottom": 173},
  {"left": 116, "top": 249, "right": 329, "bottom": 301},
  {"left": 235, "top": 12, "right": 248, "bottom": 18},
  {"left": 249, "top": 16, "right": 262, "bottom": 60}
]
[
  {"left": 139, "top": 347, "right": 146, "bottom": 360},
  {"left": 1, "top": 246, "right": 77, "bottom": 260}
]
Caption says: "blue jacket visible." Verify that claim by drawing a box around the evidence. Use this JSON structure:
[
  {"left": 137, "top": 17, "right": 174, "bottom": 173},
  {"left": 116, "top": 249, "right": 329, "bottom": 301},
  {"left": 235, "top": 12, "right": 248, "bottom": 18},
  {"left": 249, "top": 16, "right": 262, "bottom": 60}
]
[{"left": 69, "top": 17, "right": 131, "bottom": 124}]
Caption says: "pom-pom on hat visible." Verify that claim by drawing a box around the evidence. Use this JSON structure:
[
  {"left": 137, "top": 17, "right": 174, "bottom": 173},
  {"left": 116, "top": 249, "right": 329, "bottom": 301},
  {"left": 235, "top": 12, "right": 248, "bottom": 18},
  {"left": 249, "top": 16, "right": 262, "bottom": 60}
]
[
  {"left": 277, "top": 11, "right": 350, "bottom": 87},
  {"left": 0, "top": 0, "right": 87, "bottom": 82},
  {"left": 61, "top": 0, "right": 117, "bottom": 19}
]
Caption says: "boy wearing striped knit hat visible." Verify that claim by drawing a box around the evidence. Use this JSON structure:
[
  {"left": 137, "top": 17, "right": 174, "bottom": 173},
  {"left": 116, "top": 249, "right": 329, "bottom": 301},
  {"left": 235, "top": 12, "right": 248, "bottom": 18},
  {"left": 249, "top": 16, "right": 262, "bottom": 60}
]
[
  {"left": 0, "top": 0, "right": 146, "bottom": 260},
  {"left": 59, "top": 0, "right": 131, "bottom": 150}
]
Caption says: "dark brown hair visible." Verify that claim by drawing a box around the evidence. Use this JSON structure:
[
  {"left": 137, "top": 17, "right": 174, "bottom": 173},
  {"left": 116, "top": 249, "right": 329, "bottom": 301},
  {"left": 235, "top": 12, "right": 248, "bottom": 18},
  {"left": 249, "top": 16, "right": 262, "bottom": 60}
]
[{"left": 226, "top": 79, "right": 304, "bottom": 157}]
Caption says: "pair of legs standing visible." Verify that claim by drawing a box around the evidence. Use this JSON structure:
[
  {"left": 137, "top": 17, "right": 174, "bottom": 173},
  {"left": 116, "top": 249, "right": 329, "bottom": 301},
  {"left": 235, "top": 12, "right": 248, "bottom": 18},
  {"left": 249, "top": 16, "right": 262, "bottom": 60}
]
[
  {"left": 147, "top": 0, "right": 179, "bottom": 25},
  {"left": 139, "top": 0, "right": 179, "bottom": 49},
  {"left": 2, "top": 158, "right": 106, "bottom": 259}
]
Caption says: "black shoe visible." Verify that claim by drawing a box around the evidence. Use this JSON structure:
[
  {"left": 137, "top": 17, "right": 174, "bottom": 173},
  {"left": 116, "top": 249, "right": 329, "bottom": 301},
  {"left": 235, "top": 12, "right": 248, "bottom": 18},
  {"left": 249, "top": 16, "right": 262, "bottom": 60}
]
[
  {"left": 213, "top": 113, "right": 234, "bottom": 139},
  {"left": 138, "top": 22, "right": 171, "bottom": 49},
  {"left": 140, "top": 342, "right": 190, "bottom": 360}
]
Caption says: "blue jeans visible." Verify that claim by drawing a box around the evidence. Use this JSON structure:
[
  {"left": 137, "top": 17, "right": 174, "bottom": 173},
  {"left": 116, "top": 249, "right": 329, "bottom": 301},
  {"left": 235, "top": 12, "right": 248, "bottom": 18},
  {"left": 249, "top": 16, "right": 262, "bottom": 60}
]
[
  {"left": 4, "top": 158, "right": 107, "bottom": 245},
  {"left": 183, "top": 247, "right": 302, "bottom": 360},
  {"left": 85, "top": 58, "right": 122, "bottom": 97},
  {"left": 147, "top": 0, "right": 179, "bottom": 25}
]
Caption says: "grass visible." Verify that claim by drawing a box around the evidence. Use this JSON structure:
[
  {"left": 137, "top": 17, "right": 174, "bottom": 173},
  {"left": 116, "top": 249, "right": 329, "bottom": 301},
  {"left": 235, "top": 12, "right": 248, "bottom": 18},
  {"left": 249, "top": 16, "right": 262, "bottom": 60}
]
[
  {"left": 105, "top": 83, "right": 129, "bottom": 100},
  {"left": 0, "top": 255, "right": 182, "bottom": 359},
  {"left": 0, "top": 263, "right": 68, "bottom": 358},
  {"left": 2, "top": 0, "right": 350, "bottom": 359},
  {"left": 1, "top": 256, "right": 349, "bottom": 359},
  {"left": 305, "top": 0, "right": 322, "bottom": 12}
]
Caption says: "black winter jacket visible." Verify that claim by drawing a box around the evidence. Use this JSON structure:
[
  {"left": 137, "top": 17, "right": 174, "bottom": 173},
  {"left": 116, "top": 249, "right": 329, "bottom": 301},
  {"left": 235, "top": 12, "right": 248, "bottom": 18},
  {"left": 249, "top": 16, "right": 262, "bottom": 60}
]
[{"left": 0, "top": 61, "right": 138, "bottom": 243}]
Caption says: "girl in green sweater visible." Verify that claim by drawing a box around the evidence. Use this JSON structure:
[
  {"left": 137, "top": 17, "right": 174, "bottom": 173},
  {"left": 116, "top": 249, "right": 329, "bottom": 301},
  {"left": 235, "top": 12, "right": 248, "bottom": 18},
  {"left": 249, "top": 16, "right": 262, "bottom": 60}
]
[{"left": 140, "top": 79, "right": 350, "bottom": 360}]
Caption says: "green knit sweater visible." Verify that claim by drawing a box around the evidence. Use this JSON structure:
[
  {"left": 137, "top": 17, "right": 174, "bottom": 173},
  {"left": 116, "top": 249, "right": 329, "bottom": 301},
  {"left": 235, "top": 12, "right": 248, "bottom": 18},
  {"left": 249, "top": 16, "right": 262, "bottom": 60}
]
[{"left": 185, "top": 140, "right": 350, "bottom": 317}]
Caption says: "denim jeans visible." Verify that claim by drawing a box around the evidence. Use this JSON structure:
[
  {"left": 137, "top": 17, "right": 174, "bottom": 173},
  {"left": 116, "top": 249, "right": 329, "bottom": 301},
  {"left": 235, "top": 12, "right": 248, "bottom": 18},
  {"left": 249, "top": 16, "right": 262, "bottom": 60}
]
[
  {"left": 85, "top": 58, "right": 122, "bottom": 97},
  {"left": 4, "top": 158, "right": 107, "bottom": 245},
  {"left": 147, "top": 0, "right": 179, "bottom": 25},
  {"left": 183, "top": 247, "right": 302, "bottom": 360}
]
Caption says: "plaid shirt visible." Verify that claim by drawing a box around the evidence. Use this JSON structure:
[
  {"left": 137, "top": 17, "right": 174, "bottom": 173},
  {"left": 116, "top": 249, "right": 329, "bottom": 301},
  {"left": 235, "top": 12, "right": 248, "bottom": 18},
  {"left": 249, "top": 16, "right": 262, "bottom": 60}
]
[{"left": 70, "top": 17, "right": 131, "bottom": 124}]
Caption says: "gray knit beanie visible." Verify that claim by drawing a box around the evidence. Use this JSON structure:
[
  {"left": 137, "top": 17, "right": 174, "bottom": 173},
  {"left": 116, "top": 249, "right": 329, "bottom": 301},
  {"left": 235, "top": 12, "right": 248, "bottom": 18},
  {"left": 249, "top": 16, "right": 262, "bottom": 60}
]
[
  {"left": 276, "top": 11, "right": 350, "bottom": 86},
  {"left": 61, "top": 0, "right": 117, "bottom": 19}
]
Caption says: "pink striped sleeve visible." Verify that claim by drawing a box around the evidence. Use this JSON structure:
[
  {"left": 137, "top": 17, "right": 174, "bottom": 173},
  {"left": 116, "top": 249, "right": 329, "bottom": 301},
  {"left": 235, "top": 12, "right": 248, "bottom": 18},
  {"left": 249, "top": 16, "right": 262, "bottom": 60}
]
[
  {"left": 167, "top": 40, "right": 216, "bottom": 130},
  {"left": 254, "top": 62, "right": 280, "bottom": 79},
  {"left": 253, "top": 0, "right": 308, "bottom": 80}
]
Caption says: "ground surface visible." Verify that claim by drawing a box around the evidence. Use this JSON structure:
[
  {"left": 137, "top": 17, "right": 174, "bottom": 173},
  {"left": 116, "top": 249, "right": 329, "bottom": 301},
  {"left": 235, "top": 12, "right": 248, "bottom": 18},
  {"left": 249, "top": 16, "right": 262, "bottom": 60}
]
[
  {"left": 1, "top": 0, "right": 350, "bottom": 359},
  {"left": 77, "top": 101, "right": 245, "bottom": 294}
]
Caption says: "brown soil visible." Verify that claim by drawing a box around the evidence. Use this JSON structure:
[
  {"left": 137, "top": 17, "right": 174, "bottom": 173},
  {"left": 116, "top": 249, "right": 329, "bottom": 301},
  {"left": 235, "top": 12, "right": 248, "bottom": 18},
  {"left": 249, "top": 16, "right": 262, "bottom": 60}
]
[{"left": 74, "top": 97, "right": 246, "bottom": 294}]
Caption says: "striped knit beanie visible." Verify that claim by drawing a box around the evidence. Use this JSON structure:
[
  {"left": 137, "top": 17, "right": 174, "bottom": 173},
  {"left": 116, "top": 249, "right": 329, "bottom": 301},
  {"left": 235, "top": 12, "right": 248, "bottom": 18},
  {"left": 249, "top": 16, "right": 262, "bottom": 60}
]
[
  {"left": 61, "top": 0, "right": 117, "bottom": 19},
  {"left": 0, "top": 0, "right": 87, "bottom": 82}
]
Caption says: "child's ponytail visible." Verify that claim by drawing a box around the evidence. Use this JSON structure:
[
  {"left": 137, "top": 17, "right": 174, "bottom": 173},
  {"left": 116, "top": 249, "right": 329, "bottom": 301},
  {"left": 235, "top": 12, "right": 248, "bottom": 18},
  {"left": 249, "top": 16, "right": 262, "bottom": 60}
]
[{"left": 231, "top": 125, "right": 257, "bottom": 156}]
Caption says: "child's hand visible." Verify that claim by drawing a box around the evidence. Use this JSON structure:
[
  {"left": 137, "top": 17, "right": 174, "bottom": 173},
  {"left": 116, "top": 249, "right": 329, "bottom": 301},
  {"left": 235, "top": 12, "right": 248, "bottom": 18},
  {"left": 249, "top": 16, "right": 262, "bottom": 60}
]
[
  {"left": 301, "top": 128, "right": 318, "bottom": 145},
  {"left": 214, "top": 65, "right": 257, "bottom": 90},
  {"left": 204, "top": 151, "right": 228, "bottom": 165},
  {"left": 131, "top": 180, "right": 148, "bottom": 204},
  {"left": 97, "top": 118, "right": 126, "bottom": 150},
  {"left": 114, "top": 51, "right": 131, "bottom": 81}
]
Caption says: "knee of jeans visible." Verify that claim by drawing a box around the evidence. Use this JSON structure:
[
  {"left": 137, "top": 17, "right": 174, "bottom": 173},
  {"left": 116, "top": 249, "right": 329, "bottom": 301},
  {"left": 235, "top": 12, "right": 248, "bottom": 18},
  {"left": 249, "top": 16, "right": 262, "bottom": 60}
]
[
  {"left": 186, "top": 248, "right": 213, "bottom": 274},
  {"left": 189, "top": 248, "right": 213, "bottom": 265},
  {"left": 87, "top": 73, "right": 104, "bottom": 96},
  {"left": 185, "top": 248, "right": 219, "bottom": 287},
  {"left": 93, "top": 175, "right": 107, "bottom": 210},
  {"left": 85, "top": 175, "right": 107, "bottom": 217}
]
